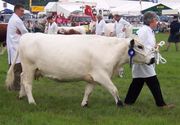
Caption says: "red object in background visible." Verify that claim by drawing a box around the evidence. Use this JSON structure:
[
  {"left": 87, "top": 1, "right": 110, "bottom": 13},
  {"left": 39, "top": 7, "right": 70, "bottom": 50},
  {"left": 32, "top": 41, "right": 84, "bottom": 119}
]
[
  {"left": 84, "top": 5, "right": 95, "bottom": 21},
  {"left": 0, "top": 23, "right": 7, "bottom": 47}
]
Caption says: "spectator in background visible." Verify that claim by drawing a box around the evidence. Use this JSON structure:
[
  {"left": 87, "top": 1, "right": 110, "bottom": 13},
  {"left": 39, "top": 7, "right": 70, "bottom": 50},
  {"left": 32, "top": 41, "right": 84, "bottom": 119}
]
[
  {"left": 0, "top": 15, "right": 4, "bottom": 22},
  {"left": 108, "top": 13, "right": 113, "bottom": 20},
  {"left": 95, "top": 14, "right": 106, "bottom": 35},
  {"left": 26, "top": 20, "right": 33, "bottom": 32},
  {"left": 111, "top": 13, "right": 131, "bottom": 38},
  {"left": 166, "top": 16, "right": 180, "bottom": 51},
  {"left": 99, "top": 10, "right": 102, "bottom": 15},
  {"left": 61, "top": 13, "right": 66, "bottom": 26},
  {"left": 44, "top": 16, "right": 58, "bottom": 34},
  {"left": 33, "top": 21, "right": 42, "bottom": 32},
  {"left": 6, "top": 4, "right": 28, "bottom": 90},
  {"left": 56, "top": 15, "right": 63, "bottom": 26}
]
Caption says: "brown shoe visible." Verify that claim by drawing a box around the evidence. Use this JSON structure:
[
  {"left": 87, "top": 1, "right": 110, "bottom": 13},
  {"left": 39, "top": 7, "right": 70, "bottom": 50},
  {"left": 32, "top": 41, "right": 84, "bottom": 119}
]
[{"left": 160, "top": 104, "right": 175, "bottom": 109}]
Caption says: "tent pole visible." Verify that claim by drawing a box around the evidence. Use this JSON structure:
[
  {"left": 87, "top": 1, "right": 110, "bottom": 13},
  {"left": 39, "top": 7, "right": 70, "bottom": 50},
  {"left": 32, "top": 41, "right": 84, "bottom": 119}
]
[
  {"left": 140, "top": 0, "right": 142, "bottom": 14},
  {"left": 29, "top": 0, "right": 32, "bottom": 10}
]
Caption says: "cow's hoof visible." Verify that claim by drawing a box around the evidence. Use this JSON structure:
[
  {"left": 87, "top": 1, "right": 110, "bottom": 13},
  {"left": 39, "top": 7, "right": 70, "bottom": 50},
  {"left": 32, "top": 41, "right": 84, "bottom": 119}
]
[
  {"left": 117, "top": 100, "right": 124, "bottom": 107},
  {"left": 29, "top": 101, "right": 37, "bottom": 105},
  {"left": 18, "top": 96, "right": 24, "bottom": 100},
  {"left": 6, "top": 85, "right": 13, "bottom": 91},
  {"left": 18, "top": 95, "right": 26, "bottom": 100},
  {"left": 81, "top": 101, "right": 88, "bottom": 107}
]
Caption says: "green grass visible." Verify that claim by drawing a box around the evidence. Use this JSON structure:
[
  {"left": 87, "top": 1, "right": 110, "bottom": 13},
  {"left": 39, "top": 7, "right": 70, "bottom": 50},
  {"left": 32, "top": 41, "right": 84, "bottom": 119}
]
[{"left": 0, "top": 33, "right": 180, "bottom": 125}]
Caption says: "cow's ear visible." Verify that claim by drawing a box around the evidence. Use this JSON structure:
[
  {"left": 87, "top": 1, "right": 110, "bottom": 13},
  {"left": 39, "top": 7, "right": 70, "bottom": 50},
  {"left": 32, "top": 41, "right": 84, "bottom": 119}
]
[{"left": 130, "top": 39, "right": 135, "bottom": 48}]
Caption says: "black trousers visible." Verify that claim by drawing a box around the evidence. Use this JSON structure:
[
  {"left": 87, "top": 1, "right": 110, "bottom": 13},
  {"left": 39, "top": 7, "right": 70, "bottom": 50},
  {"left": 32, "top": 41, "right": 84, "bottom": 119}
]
[{"left": 124, "top": 76, "right": 166, "bottom": 106}]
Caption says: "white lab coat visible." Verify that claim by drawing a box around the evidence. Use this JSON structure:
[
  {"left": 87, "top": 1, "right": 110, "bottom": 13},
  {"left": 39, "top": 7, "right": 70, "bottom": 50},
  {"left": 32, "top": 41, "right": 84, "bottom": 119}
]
[
  {"left": 132, "top": 25, "right": 156, "bottom": 78},
  {"left": 95, "top": 19, "right": 106, "bottom": 35},
  {"left": 114, "top": 18, "right": 130, "bottom": 38},
  {"left": 45, "top": 22, "right": 58, "bottom": 34},
  {"left": 6, "top": 13, "right": 28, "bottom": 64}
]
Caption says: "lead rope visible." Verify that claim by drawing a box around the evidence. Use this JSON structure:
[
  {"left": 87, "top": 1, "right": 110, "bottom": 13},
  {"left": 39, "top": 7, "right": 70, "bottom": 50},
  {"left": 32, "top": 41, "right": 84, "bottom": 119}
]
[{"left": 155, "top": 41, "right": 167, "bottom": 65}]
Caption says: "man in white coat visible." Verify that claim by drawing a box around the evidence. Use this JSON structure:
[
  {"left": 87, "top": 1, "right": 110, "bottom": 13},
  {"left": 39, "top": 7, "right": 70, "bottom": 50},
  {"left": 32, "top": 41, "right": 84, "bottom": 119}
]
[
  {"left": 111, "top": 13, "right": 131, "bottom": 38},
  {"left": 44, "top": 16, "right": 58, "bottom": 34},
  {"left": 6, "top": 4, "right": 28, "bottom": 90},
  {"left": 95, "top": 14, "right": 106, "bottom": 36}
]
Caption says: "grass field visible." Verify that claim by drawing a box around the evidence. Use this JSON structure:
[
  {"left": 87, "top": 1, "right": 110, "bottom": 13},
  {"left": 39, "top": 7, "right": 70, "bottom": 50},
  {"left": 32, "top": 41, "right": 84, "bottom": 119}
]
[{"left": 0, "top": 33, "right": 180, "bottom": 125}]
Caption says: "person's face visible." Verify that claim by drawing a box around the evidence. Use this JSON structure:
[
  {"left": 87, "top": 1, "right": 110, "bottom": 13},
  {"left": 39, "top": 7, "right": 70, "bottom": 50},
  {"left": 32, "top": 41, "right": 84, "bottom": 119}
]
[
  {"left": 97, "top": 16, "right": 102, "bottom": 21},
  {"left": 16, "top": 7, "right": 25, "bottom": 17},
  {"left": 114, "top": 15, "right": 120, "bottom": 21},
  {"left": 47, "top": 19, "right": 53, "bottom": 23},
  {"left": 150, "top": 18, "right": 158, "bottom": 29}
]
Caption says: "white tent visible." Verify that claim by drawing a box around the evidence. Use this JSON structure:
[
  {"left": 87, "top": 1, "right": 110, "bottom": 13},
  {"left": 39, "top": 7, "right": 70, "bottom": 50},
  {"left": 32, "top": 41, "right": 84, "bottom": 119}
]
[
  {"left": 95, "top": 0, "right": 110, "bottom": 10},
  {"left": 59, "top": 0, "right": 109, "bottom": 10},
  {"left": 57, "top": 4, "right": 82, "bottom": 17},
  {"left": 45, "top": 2, "right": 58, "bottom": 12},
  {"left": 160, "top": 2, "right": 180, "bottom": 13},
  {"left": 0, "top": 0, "right": 14, "bottom": 11},
  {"left": 111, "top": 1, "right": 159, "bottom": 16}
]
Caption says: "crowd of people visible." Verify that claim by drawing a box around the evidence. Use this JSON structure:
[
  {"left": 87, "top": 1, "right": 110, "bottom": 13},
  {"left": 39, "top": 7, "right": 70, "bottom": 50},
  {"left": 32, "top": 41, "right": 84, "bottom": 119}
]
[{"left": 3, "top": 3, "right": 180, "bottom": 109}]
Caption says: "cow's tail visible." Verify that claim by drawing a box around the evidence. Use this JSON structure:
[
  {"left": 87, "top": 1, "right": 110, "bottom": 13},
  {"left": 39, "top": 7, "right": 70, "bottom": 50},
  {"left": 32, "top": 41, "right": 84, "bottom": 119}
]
[{"left": 5, "top": 49, "right": 19, "bottom": 90}]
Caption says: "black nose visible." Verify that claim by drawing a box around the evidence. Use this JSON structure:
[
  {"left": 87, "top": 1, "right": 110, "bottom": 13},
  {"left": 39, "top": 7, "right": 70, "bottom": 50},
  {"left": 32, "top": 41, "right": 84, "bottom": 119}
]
[{"left": 148, "top": 58, "right": 155, "bottom": 65}]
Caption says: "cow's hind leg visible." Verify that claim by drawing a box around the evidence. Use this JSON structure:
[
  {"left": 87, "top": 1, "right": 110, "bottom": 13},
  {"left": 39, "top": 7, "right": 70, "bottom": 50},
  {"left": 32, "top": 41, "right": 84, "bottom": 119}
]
[
  {"left": 19, "top": 72, "right": 26, "bottom": 99},
  {"left": 93, "top": 73, "right": 123, "bottom": 107},
  {"left": 81, "top": 83, "right": 96, "bottom": 107},
  {"left": 22, "top": 67, "right": 36, "bottom": 104}
]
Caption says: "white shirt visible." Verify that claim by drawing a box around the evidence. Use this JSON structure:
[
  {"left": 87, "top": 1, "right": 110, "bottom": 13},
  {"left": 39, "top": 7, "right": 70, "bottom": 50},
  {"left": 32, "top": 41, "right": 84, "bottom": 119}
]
[
  {"left": 6, "top": 13, "right": 28, "bottom": 64},
  {"left": 114, "top": 18, "right": 130, "bottom": 38},
  {"left": 132, "top": 25, "right": 156, "bottom": 78},
  {"left": 45, "top": 22, "right": 58, "bottom": 34},
  {"left": 95, "top": 19, "right": 106, "bottom": 35}
]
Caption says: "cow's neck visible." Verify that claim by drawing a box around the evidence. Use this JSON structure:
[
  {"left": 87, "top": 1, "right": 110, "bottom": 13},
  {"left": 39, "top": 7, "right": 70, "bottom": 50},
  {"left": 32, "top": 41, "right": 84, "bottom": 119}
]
[
  {"left": 115, "top": 41, "right": 129, "bottom": 67},
  {"left": 109, "top": 41, "right": 129, "bottom": 77}
]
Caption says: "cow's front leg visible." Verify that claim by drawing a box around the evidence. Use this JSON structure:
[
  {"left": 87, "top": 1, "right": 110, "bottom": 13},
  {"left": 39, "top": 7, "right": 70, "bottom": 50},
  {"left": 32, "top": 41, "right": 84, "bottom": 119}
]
[
  {"left": 81, "top": 83, "right": 96, "bottom": 107},
  {"left": 93, "top": 73, "right": 123, "bottom": 107}
]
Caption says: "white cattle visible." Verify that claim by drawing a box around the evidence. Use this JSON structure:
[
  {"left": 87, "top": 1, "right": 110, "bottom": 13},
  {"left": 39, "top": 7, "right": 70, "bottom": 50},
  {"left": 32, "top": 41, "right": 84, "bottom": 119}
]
[
  {"left": 90, "top": 22, "right": 134, "bottom": 37},
  {"left": 104, "top": 23, "right": 134, "bottom": 37},
  {"left": 58, "top": 26, "right": 86, "bottom": 34},
  {"left": 104, "top": 23, "right": 115, "bottom": 36},
  {"left": 6, "top": 33, "right": 155, "bottom": 107}
]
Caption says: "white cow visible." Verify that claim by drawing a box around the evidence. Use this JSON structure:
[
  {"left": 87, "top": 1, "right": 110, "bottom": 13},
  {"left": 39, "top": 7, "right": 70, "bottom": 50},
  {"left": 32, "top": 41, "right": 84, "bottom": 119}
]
[
  {"left": 58, "top": 26, "right": 86, "bottom": 34},
  {"left": 6, "top": 33, "right": 155, "bottom": 107},
  {"left": 104, "top": 23, "right": 115, "bottom": 36},
  {"left": 90, "top": 22, "right": 134, "bottom": 37},
  {"left": 104, "top": 23, "right": 134, "bottom": 37}
]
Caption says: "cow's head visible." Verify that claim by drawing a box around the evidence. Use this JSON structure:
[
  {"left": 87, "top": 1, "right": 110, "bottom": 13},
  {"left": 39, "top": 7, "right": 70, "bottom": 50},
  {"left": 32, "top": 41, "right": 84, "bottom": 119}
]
[{"left": 128, "top": 38, "right": 155, "bottom": 67}]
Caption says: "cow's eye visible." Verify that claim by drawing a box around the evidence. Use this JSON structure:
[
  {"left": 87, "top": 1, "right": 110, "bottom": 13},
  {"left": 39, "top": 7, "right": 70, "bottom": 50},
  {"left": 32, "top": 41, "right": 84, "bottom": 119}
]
[{"left": 137, "top": 45, "right": 143, "bottom": 50}]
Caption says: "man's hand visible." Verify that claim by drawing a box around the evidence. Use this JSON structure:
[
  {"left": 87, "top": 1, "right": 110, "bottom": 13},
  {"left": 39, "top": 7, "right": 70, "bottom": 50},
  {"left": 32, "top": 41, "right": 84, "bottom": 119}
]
[
  {"left": 122, "top": 28, "right": 126, "bottom": 32},
  {"left": 110, "top": 32, "right": 114, "bottom": 37},
  {"left": 16, "top": 29, "right": 21, "bottom": 35}
]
